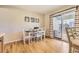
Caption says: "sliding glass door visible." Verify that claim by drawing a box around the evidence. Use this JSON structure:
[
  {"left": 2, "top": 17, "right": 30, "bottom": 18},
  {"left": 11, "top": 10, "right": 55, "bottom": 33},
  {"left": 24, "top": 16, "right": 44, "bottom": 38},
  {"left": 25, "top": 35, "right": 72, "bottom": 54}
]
[
  {"left": 52, "top": 11, "right": 75, "bottom": 41},
  {"left": 62, "top": 11, "right": 75, "bottom": 41},
  {"left": 53, "top": 15, "right": 62, "bottom": 39}
]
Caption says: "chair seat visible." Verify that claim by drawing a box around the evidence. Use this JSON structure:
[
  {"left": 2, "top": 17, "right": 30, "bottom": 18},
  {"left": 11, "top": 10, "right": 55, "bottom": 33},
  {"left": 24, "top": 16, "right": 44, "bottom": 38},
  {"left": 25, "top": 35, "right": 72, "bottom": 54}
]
[
  {"left": 71, "top": 39, "right": 79, "bottom": 46},
  {"left": 24, "top": 36, "right": 33, "bottom": 39},
  {"left": 34, "top": 31, "right": 42, "bottom": 37}
]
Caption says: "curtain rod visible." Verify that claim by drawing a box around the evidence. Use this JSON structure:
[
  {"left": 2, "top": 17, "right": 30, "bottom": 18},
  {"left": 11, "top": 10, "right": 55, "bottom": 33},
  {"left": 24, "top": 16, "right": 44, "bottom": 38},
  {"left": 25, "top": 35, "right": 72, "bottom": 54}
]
[{"left": 50, "top": 6, "right": 77, "bottom": 17}]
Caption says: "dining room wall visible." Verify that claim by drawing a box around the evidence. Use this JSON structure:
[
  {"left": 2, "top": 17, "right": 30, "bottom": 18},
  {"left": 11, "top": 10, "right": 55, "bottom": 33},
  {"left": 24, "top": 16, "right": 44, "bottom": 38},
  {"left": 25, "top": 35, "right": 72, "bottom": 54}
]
[{"left": 0, "top": 6, "right": 44, "bottom": 43}]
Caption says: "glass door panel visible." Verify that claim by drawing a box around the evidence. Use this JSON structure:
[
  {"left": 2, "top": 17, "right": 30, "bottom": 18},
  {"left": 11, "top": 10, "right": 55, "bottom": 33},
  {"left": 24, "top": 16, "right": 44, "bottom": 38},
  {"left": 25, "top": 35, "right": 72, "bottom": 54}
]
[
  {"left": 62, "top": 11, "right": 75, "bottom": 41},
  {"left": 53, "top": 11, "right": 75, "bottom": 41},
  {"left": 53, "top": 15, "right": 62, "bottom": 38}
]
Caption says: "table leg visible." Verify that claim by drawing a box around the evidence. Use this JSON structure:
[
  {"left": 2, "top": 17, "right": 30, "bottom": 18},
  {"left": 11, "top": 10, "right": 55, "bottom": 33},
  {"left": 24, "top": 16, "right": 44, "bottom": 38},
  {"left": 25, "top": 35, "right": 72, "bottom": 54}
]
[{"left": 1, "top": 36, "right": 4, "bottom": 53}]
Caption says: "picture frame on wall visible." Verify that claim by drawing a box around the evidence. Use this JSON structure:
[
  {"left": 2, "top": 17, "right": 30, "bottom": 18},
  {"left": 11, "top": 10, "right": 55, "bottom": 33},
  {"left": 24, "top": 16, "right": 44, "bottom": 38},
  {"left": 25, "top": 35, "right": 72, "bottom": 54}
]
[
  {"left": 24, "top": 16, "right": 39, "bottom": 23},
  {"left": 36, "top": 18, "right": 39, "bottom": 23},
  {"left": 31, "top": 17, "right": 35, "bottom": 22},
  {"left": 24, "top": 16, "right": 29, "bottom": 22}
]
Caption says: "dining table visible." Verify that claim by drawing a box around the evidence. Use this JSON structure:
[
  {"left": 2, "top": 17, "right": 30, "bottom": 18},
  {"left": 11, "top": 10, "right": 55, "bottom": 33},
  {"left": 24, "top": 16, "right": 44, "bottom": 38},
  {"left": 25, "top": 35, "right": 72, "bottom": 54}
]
[{"left": 0, "top": 32, "right": 5, "bottom": 52}]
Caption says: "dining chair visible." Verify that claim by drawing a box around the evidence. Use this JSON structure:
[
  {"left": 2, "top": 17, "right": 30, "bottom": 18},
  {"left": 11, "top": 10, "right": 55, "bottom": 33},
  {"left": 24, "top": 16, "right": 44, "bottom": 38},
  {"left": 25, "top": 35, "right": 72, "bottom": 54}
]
[
  {"left": 66, "top": 27, "right": 79, "bottom": 53},
  {"left": 41, "top": 31, "right": 45, "bottom": 40},
  {"left": 23, "top": 30, "right": 33, "bottom": 44},
  {"left": 72, "top": 27, "right": 79, "bottom": 39},
  {"left": 33, "top": 31, "right": 42, "bottom": 42}
]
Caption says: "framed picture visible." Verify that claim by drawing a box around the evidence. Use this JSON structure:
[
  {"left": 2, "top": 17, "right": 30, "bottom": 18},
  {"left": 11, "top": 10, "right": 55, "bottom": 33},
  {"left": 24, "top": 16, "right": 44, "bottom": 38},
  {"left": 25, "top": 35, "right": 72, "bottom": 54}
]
[
  {"left": 24, "top": 16, "right": 39, "bottom": 23},
  {"left": 31, "top": 17, "right": 35, "bottom": 22},
  {"left": 36, "top": 18, "right": 39, "bottom": 23},
  {"left": 24, "top": 16, "right": 29, "bottom": 22}
]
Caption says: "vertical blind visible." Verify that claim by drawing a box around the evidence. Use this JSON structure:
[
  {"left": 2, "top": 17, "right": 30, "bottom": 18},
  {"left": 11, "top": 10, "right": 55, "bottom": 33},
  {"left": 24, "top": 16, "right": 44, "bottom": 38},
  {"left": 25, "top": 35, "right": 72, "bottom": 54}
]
[{"left": 75, "top": 6, "right": 79, "bottom": 32}]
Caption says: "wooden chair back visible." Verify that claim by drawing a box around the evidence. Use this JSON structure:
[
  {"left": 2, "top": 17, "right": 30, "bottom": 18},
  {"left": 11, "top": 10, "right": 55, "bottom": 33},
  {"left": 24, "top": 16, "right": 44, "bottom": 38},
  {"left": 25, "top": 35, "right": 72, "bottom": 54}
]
[{"left": 66, "top": 27, "right": 75, "bottom": 53}]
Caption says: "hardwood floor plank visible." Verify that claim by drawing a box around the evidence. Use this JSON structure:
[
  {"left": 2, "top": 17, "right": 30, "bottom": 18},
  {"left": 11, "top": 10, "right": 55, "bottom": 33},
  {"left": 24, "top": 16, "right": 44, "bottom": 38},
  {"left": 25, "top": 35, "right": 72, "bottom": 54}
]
[{"left": 2, "top": 38, "right": 69, "bottom": 53}]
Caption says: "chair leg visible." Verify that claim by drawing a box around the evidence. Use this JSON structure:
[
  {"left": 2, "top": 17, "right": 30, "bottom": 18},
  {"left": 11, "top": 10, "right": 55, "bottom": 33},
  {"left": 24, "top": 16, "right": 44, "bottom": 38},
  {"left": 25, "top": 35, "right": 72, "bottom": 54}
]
[
  {"left": 72, "top": 47, "right": 75, "bottom": 53},
  {"left": 23, "top": 39, "right": 26, "bottom": 45},
  {"left": 36, "top": 37, "right": 37, "bottom": 42},
  {"left": 44, "top": 35, "right": 45, "bottom": 39},
  {"left": 36, "top": 37, "right": 39, "bottom": 42},
  {"left": 69, "top": 46, "right": 72, "bottom": 53},
  {"left": 28, "top": 38, "right": 30, "bottom": 44},
  {"left": 41, "top": 36, "right": 42, "bottom": 40},
  {"left": 30, "top": 38, "right": 32, "bottom": 43},
  {"left": 33, "top": 37, "right": 36, "bottom": 42}
]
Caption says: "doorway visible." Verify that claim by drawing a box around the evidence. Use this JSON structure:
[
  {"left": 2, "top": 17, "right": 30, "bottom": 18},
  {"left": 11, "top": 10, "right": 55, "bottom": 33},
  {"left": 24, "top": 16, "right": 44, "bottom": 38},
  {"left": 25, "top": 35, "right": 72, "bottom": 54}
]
[
  {"left": 52, "top": 11, "right": 75, "bottom": 41},
  {"left": 53, "top": 15, "right": 62, "bottom": 39}
]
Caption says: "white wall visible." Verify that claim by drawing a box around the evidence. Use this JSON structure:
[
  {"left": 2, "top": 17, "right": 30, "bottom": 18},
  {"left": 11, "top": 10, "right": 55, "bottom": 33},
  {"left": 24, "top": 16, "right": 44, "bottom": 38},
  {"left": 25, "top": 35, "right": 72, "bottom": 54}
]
[{"left": 0, "top": 7, "right": 44, "bottom": 43}]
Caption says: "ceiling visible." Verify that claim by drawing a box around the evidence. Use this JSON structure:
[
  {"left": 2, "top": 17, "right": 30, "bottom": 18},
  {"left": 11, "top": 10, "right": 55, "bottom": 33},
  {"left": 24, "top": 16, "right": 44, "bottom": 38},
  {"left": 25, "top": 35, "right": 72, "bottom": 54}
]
[{"left": 13, "top": 5, "right": 63, "bottom": 14}]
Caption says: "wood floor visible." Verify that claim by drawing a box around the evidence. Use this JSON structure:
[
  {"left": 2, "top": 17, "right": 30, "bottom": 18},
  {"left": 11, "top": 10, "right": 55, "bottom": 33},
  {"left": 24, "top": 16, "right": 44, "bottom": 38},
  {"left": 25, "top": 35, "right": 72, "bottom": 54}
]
[{"left": 1, "top": 38, "right": 69, "bottom": 53}]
